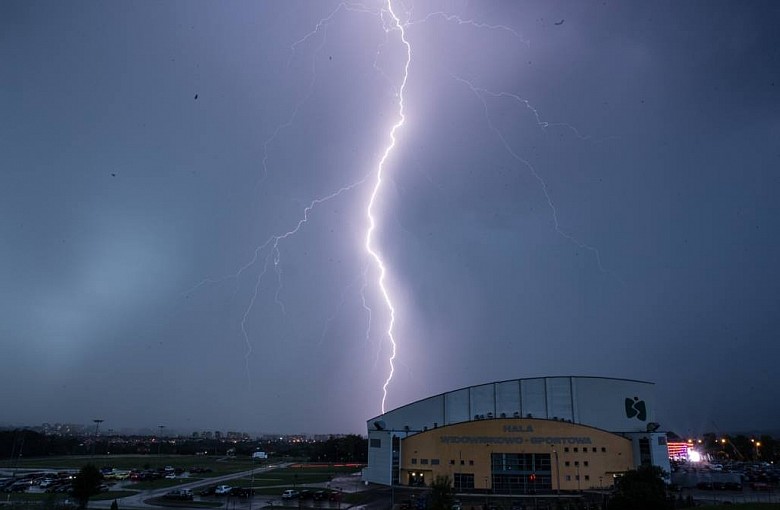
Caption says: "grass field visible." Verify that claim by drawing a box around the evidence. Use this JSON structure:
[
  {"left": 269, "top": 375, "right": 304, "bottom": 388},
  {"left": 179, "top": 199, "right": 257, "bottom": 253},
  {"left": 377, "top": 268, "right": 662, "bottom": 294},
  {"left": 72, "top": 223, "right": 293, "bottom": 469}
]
[
  {"left": 223, "top": 465, "right": 361, "bottom": 491},
  {"left": 695, "top": 505, "right": 780, "bottom": 510},
  {"left": 8, "top": 455, "right": 260, "bottom": 476},
  {"left": 144, "top": 496, "right": 224, "bottom": 508},
  {"left": 0, "top": 490, "right": 136, "bottom": 503}
]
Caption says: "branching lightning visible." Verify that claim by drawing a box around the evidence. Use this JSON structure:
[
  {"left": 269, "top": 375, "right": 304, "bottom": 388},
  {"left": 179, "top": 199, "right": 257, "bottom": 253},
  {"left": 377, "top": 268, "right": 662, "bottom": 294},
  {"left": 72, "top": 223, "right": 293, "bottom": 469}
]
[
  {"left": 237, "top": 179, "right": 368, "bottom": 384},
  {"left": 453, "top": 75, "right": 608, "bottom": 273},
  {"left": 365, "top": 0, "right": 410, "bottom": 415},
  {"left": 191, "top": 0, "right": 604, "bottom": 416},
  {"left": 405, "top": 11, "right": 528, "bottom": 46}
]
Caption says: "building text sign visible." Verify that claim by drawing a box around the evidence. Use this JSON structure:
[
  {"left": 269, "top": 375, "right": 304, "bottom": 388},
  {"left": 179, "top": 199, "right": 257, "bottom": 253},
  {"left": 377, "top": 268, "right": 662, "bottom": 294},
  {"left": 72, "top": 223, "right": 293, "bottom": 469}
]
[{"left": 440, "top": 426, "right": 593, "bottom": 445}]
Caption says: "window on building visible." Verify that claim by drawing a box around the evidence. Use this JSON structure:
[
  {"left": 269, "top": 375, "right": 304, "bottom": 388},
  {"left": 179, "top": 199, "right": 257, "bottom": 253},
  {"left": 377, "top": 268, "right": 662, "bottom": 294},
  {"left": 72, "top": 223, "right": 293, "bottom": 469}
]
[
  {"left": 369, "top": 438, "right": 381, "bottom": 448},
  {"left": 460, "top": 460, "right": 465, "bottom": 466},
  {"left": 490, "top": 453, "right": 552, "bottom": 494},
  {"left": 574, "top": 448, "right": 578, "bottom": 452},
  {"left": 658, "top": 436, "right": 667, "bottom": 445},
  {"left": 639, "top": 438, "right": 652, "bottom": 466},
  {"left": 565, "top": 475, "right": 571, "bottom": 481},
  {"left": 421, "top": 459, "right": 429, "bottom": 465},
  {"left": 564, "top": 447, "right": 569, "bottom": 453},
  {"left": 585, "top": 475, "right": 590, "bottom": 481},
  {"left": 454, "top": 473, "right": 475, "bottom": 491},
  {"left": 392, "top": 436, "right": 400, "bottom": 485},
  {"left": 450, "top": 460, "right": 455, "bottom": 465},
  {"left": 601, "top": 447, "right": 606, "bottom": 452},
  {"left": 411, "top": 458, "right": 417, "bottom": 465},
  {"left": 431, "top": 459, "right": 440, "bottom": 465},
  {"left": 584, "top": 461, "right": 589, "bottom": 467},
  {"left": 565, "top": 461, "right": 570, "bottom": 467},
  {"left": 574, "top": 461, "right": 579, "bottom": 466},
  {"left": 575, "top": 475, "right": 580, "bottom": 481},
  {"left": 469, "top": 460, "right": 474, "bottom": 466},
  {"left": 592, "top": 447, "right": 597, "bottom": 452}
]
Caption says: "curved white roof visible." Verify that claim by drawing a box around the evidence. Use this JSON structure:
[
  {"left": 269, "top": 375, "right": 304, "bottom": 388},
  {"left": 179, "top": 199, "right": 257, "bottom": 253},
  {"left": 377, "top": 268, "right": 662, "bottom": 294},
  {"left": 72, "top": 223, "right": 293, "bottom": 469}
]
[{"left": 368, "top": 376, "right": 656, "bottom": 434}]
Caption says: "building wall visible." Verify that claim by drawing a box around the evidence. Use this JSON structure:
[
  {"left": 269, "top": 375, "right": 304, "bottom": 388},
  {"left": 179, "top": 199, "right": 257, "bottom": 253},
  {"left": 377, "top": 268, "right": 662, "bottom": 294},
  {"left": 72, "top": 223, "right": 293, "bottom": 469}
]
[
  {"left": 365, "top": 377, "right": 665, "bottom": 487},
  {"left": 398, "top": 418, "right": 634, "bottom": 492}
]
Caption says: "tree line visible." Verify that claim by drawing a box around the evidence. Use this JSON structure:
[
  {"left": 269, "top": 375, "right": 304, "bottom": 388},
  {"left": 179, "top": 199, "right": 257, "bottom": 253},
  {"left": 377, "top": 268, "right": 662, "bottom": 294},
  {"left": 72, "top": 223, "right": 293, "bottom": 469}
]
[{"left": 0, "top": 429, "right": 367, "bottom": 463}]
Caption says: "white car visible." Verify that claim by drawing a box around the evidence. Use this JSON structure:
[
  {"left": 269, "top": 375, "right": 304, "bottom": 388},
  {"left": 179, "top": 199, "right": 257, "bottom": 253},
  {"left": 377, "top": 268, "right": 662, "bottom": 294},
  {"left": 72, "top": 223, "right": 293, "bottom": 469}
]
[
  {"left": 215, "top": 485, "right": 232, "bottom": 495},
  {"left": 282, "top": 490, "right": 300, "bottom": 499}
]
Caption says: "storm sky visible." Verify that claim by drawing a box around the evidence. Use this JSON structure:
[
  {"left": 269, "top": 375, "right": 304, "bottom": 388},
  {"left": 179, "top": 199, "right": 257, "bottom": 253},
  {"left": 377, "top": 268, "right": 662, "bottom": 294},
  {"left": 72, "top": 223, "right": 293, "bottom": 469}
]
[{"left": 2, "top": 1, "right": 779, "bottom": 437}]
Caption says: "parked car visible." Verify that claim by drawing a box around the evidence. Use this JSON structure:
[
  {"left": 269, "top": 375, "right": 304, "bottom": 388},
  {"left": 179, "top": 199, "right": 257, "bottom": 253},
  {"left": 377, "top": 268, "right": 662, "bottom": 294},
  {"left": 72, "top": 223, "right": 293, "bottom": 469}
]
[
  {"left": 215, "top": 485, "right": 232, "bottom": 495},
  {"left": 282, "top": 489, "right": 300, "bottom": 499},
  {"left": 230, "top": 487, "right": 254, "bottom": 498},
  {"left": 164, "top": 489, "right": 193, "bottom": 501},
  {"left": 199, "top": 485, "right": 217, "bottom": 496}
]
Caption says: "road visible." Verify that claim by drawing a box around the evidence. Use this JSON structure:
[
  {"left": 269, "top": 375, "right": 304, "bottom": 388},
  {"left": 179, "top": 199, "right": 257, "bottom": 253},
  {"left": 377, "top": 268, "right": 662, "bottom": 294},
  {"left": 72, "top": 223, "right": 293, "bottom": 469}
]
[{"left": 89, "top": 467, "right": 373, "bottom": 510}]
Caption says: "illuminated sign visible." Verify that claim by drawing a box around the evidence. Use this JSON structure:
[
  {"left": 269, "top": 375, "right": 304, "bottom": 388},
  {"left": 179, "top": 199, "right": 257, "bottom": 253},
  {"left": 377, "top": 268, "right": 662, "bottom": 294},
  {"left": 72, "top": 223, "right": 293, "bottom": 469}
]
[{"left": 440, "top": 436, "right": 592, "bottom": 445}]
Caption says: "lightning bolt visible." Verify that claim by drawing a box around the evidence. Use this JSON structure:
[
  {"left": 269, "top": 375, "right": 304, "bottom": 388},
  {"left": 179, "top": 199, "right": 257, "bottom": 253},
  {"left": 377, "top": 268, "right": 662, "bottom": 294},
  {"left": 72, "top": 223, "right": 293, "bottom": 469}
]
[
  {"left": 453, "top": 75, "right": 608, "bottom": 273},
  {"left": 366, "top": 0, "right": 410, "bottom": 414},
  {"left": 405, "top": 11, "right": 528, "bottom": 46},
  {"left": 187, "top": 1, "right": 545, "bottom": 413}
]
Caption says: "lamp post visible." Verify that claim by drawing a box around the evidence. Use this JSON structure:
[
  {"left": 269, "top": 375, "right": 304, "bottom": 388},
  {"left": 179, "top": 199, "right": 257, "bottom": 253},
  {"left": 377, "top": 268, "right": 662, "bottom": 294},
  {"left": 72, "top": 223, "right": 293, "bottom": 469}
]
[
  {"left": 551, "top": 448, "right": 560, "bottom": 497},
  {"left": 92, "top": 419, "right": 104, "bottom": 458},
  {"left": 158, "top": 425, "right": 165, "bottom": 458}
]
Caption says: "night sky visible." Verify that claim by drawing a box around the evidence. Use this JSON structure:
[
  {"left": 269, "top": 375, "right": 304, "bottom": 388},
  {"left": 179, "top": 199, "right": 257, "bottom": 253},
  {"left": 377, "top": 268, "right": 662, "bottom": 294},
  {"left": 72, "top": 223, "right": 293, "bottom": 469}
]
[{"left": 2, "top": 1, "right": 779, "bottom": 437}]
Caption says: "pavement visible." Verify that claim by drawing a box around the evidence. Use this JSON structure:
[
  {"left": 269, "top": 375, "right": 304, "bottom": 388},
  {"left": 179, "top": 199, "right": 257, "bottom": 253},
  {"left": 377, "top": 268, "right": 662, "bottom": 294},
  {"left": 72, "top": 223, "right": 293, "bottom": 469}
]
[{"left": 87, "top": 467, "right": 369, "bottom": 510}]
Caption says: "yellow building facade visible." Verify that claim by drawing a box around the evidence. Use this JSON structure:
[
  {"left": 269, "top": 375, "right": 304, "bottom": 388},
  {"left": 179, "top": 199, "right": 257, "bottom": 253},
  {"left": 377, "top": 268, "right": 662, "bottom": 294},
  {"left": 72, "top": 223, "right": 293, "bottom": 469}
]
[{"left": 399, "top": 418, "right": 633, "bottom": 493}]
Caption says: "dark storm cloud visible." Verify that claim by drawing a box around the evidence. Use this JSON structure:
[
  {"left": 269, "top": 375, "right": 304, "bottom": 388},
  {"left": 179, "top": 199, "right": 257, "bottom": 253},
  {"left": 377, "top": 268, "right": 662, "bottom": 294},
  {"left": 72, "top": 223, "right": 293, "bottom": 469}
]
[{"left": 1, "top": 0, "right": 778, "bottom": 436}]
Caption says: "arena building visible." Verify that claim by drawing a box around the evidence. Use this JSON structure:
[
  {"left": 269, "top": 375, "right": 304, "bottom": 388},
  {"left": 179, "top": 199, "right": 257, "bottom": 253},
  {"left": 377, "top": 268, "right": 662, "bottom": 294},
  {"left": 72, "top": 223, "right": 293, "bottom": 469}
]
[{"left": 364, "top": 376, "right": 670, "bottom": 494}]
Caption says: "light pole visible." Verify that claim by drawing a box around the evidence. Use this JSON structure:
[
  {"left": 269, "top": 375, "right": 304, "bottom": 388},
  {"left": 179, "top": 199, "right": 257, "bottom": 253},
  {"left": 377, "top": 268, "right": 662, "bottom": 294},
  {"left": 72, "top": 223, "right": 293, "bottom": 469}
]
[
  {"left": 551, "top": 447, "right": 560, "bottom": 497},
  {"left": 92, "top": 419, "right": 104, "bottom": 458},
  {"left": 158, "top": 425, "right": 165, "bottom": 458}
]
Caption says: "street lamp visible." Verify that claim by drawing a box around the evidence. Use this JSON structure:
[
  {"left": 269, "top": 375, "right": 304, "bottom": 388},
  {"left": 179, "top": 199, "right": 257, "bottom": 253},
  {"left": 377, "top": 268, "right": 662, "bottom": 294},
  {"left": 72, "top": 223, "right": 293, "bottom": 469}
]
[
  {"left": 551, "top": 447, "right": 560, "bottom": 496},
  {"left": 158, "top": 425, "right": 165, "bottom": 457},
  {"left": 92, "top": 419, "right": 104, "bottom": 458}
]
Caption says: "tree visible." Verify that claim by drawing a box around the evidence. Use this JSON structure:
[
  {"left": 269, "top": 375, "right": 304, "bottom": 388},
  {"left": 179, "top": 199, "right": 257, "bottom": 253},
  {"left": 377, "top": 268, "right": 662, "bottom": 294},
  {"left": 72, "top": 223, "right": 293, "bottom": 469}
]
[
  {"left": 608, "top": 465, "right": 670, "bottom": 510},
  {"left": 71, "top": 464, "right": 103, "bottom": 509},
  {"left": 429, "top": 475, "right": 455, "bottom": 510}
]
